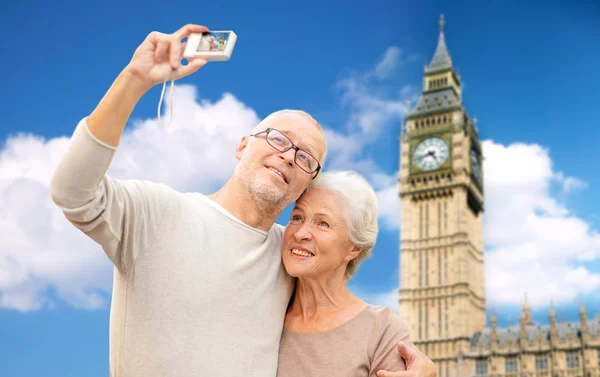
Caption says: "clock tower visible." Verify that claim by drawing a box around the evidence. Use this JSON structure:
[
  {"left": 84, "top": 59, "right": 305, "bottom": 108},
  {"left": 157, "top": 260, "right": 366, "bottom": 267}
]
[{"left": 398, "top": 15, "right": 485, "bottom": 377}]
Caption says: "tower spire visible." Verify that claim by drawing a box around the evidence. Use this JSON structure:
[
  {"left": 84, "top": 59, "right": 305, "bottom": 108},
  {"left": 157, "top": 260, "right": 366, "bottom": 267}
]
[
  {"left": 426, "top": 14, "right": 453, "bottom": 73},
  {"left": 406, "top": 15, "right": 463, "bottom": 119},
  {"left": 549, "top": 301, "right": 558, "bottom": 346},
  {"left": 579, "top": 297, "right": 587, "bottom": 316},
  {"left": 490, "top": 306, "right": 498, "bottom": 350},
  {"left": 580, "top": 297, "right": 590, "bottom": 341},
  {"left": 520, "top": 292, "right": 534, "bottom": 326}
]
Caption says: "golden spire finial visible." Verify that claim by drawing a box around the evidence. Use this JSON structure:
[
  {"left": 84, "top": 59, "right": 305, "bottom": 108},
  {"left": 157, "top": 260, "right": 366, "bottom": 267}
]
[{"left": 439, "top": 14, "right": 445, "bottom": 33}]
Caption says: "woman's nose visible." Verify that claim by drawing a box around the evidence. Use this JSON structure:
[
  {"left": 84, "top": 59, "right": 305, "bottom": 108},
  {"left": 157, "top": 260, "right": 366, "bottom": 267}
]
[{"left": 294, "top": 224, "right": 313, "bottom": 241}]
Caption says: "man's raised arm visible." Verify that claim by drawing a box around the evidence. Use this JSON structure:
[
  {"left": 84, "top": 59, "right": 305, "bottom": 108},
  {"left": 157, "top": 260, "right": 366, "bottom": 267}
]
[
  {"left": 49, "top": 25, "right": 209, "bottom": 271},
  {"left": 86, "top": 24, "right": 209, "bottom": 147}
]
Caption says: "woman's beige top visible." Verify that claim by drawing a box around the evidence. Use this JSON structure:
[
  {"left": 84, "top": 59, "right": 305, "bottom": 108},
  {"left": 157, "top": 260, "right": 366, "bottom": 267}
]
[{"left": 277, "top": 304, "right": 412, "bottom": 377}]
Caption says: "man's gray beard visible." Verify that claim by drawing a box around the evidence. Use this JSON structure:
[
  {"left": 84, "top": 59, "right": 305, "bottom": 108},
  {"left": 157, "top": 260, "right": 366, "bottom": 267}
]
[
  {"left": 236, "top": 162, "right": 287, "bottom": 210},
  {"left": 248, "top": 179, "right": 287, "bottom": 207}
]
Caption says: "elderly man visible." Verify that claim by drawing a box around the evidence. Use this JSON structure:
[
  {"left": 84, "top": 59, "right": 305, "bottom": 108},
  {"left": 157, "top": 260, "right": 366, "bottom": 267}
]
[{"left": 50, "top": 24, "right": 437, "bottom": 377}]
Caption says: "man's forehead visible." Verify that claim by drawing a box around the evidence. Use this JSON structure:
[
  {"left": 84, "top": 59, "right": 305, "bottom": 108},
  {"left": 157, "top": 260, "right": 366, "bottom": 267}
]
[
  {"left": 265, "top": 112, "right": 311, "bottom": 130},
  {"left": 266, "top": 113, "right": 324, "bottom": 155}
]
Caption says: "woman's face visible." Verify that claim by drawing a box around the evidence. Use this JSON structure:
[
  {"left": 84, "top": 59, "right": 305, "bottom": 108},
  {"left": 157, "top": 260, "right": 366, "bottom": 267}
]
[{"left": 282, "top": 188, "right": 361, "bottom": 280}]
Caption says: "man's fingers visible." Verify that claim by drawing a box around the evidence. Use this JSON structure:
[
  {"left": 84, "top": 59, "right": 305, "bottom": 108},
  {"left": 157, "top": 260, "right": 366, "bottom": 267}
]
[
  {"left": 397, "top": 341, "right": 418, "bottom": 361},
  {"left": 394, "top": 341, "right": 437, "bottom": 377},
  {"left": 147, "top": 31, "right": 164, "bottom": 44},
  {"left": 376, "top": 370, "right": 415, "bottom": 377},
  {"left": 155, "top": 38, "right": 170, "bottom": 63},
  {"left": 173, "top": 58, "right": 207, "bottom": 80},
  {"left": 174, "top": 24, "right": 209, "bottom": 40},
  {"left": 169, "top": 37, "right": 182, "bottom": 69}
]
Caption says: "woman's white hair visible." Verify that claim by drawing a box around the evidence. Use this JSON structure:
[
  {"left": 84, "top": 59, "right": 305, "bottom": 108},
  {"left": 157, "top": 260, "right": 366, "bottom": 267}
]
[{"left": 303, "top": 170, "right": 379, "bottom": 280}]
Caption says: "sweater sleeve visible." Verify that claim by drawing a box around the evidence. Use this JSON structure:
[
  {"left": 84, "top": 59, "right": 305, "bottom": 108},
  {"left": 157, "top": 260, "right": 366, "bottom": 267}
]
[
  {"left": 369, "top": 308, "right": 413, "bottom": 377},
  {"left": 50, "top": 117, "right": 172, "bottom": 273}
]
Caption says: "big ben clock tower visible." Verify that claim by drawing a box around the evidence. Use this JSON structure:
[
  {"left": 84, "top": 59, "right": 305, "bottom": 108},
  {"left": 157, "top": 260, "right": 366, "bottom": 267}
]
[{"left": 398, "top": 15, "right": 485, "bottom": 377}]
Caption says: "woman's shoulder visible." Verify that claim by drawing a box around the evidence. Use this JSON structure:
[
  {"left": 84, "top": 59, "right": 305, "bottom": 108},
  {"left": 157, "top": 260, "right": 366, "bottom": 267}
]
[
  {"left": 362, "top": 304, "right": 412, "bottom": 371},
  {"left": 362, "top": 304, "right": 411, "bottom": 339},
  {"left": 364, "top": 304, "right": 408, "bottom": 324}
]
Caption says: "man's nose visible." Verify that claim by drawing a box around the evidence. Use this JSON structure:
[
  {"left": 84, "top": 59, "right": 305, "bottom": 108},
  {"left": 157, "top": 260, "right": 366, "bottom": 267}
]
[{"left": 278, "top": 148, "right": 295, "bottom": 167}]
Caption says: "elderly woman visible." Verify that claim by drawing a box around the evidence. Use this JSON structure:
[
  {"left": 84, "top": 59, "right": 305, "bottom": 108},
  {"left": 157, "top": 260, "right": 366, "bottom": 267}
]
[{"left": 277, "top": 170, "right": 414, "bottom": 377}]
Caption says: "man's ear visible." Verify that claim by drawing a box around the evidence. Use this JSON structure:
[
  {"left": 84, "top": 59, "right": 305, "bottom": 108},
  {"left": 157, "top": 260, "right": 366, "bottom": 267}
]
[{"left": 235, "top": 136, "right": 249, "bottom": 161}]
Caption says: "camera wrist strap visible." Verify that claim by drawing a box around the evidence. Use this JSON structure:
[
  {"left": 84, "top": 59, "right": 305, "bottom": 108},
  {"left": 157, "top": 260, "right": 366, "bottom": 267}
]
[{"left": 157, "top": 79, "right": 175, "bottom": 128}]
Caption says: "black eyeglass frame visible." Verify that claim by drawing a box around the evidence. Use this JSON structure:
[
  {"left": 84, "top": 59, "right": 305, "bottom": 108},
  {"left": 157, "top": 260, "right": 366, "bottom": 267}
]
[{"left": 249, "top": 128, "right": 322, "bottom": 179}]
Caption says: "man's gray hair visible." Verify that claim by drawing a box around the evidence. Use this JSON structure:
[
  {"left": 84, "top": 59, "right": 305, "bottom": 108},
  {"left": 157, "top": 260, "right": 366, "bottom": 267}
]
[
  {"left": 303, "top": 170, "right": 379, "bottom": 280},
  {"left": 251, "top": 109, "right": 328, "bottom": 167}
]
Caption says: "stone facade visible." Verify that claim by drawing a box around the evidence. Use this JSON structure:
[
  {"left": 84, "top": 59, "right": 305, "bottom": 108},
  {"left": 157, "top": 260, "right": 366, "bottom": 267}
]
[
  {"left": 465, "top": 299, "right": 600, "bottom": 377},
  {"left": 398, "top": 15, "right": 600, "bottom": 377}
]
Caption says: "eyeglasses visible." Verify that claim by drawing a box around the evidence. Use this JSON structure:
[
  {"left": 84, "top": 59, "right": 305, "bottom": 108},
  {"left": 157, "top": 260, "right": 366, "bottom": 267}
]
[{"left": 249, "top": 128, "right": 321, "bottom": 178}]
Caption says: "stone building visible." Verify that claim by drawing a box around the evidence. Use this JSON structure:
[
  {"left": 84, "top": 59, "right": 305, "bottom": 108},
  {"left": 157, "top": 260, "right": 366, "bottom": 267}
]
[{"left": 397, "top": 15, "right": 600, "bottom": 377}]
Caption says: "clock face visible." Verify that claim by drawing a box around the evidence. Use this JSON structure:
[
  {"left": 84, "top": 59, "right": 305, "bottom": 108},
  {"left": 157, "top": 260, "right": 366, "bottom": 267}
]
[
  {"left": 413, "top": 136, "right": 449, "bottom": 171},
  {"left": 470, "top": 149, "right": 481, "bottom": 182}
]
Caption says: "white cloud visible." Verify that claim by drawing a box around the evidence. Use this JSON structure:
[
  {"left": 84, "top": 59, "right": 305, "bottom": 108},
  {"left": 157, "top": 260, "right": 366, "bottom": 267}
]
[
  {"left": 0, "top": 85, "right": 261, "bottom": 311},
  {"left": 376, "top": 177, "right": 401, "bottom": 229},
  {"left": 554, "top": 171, "right": 587, "bottom": 193},
  {"left": 374, "top": 47, "right": 403, "bottom": 80},
  {"left": 333, "top": 46, "right": 411, "bottom": 137},
  {"left": 325, "top": 46, "right": 413, "bottom": 231},
  {"left": 482, "top": 140, "right": 600, "bottom": 308},
  {"left": 111, "top": 87, "right": 260, "bottom": 191},
  {"left": 372, "top": 170, "right": 401, "bottom": 229}
]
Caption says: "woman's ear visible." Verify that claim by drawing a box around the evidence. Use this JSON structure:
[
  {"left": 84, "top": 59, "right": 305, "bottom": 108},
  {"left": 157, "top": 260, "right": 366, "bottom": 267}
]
[{"left": 345, "top": 245, "right": 362, "bottom": 262}]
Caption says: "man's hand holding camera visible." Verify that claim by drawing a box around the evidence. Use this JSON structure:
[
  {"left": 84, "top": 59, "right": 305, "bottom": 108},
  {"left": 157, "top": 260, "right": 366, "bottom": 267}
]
[{"left": 125, "top": 24, "right": 210, "bottom": 94}]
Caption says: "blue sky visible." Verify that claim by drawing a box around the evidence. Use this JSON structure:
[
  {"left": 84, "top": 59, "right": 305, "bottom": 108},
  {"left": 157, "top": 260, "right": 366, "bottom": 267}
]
[{"left": 1, "top": 0, "right": 599, "bottom": 376}]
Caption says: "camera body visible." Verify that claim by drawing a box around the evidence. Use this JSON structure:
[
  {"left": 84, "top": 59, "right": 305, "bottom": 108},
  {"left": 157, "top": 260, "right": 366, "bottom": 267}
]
[{"left": 183, "top": 31, "right": 237, "bottom": 61}]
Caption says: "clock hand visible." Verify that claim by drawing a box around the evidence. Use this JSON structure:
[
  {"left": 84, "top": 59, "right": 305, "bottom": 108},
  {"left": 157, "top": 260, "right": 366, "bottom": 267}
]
[{"left": 417, "top": 152, "right": 431, "bottom": 161}]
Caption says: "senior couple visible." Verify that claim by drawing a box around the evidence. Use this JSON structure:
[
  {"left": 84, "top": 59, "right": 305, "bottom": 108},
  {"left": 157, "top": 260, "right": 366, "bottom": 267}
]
[{"left": 50, "top": 24, "right": 436, "bottom": 377}]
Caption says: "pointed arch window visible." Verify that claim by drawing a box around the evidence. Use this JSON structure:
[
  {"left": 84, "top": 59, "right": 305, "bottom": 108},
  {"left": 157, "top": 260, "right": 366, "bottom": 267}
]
[
  {"left": 475, "top": 359, "right": 487, "bottom": 375},
  {"left": 566, "top": 352, "right": 580, "bottom": 369},
  {"left": 535, "top": 355, "right": 548, "bottom": 371},
  {"left": 505, "top": 357, "right": 518, "bottom": 374}
]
